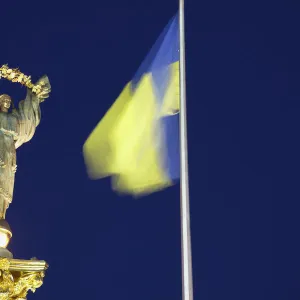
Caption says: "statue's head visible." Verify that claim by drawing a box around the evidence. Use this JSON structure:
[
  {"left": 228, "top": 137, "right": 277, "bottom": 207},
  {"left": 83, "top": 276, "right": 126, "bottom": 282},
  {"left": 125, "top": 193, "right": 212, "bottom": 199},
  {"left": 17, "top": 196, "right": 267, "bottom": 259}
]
[{"left": 0, "top": 94, "right": 11, "bottom": 113}]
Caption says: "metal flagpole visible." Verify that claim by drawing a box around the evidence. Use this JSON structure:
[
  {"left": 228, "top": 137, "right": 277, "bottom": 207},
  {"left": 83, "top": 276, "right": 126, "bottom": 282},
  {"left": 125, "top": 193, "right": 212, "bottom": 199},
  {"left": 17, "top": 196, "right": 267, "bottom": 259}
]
[{"left": 179, "top": 0, "right": 194, "bottom": 300}]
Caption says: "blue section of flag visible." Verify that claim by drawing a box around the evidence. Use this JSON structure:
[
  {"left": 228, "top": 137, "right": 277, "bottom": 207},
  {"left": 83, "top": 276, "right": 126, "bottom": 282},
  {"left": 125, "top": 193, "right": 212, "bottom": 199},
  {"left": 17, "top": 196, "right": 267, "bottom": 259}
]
[
  {"left": 162, "top": 114, "right": 180, "bottom": 180},
  {"left": 132, "top": 14, "right": 179, "bottom": 105}
]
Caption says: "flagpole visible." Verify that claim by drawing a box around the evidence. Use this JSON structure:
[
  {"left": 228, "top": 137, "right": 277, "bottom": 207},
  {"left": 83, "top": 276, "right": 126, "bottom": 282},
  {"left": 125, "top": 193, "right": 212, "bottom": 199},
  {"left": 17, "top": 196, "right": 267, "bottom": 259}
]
[{"left": 179, "top": 1, "right": 194, "bottom": 300}]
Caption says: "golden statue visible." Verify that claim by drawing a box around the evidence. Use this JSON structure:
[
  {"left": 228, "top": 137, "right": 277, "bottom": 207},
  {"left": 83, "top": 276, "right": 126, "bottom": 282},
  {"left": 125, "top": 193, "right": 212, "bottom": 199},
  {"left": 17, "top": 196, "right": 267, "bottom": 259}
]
[
  {"left": 0, "top": 76, "right": 50, "bottom": 219},
  {"left": 0, "top": 65, "right": 50, "bottom": 299}
]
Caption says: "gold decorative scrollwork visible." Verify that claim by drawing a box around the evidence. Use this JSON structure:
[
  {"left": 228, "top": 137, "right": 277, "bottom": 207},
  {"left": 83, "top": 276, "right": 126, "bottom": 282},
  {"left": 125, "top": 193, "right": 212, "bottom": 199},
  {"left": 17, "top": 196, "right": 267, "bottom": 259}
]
[{"left": 0, "top": 258, "right": 47, "bottom": 300}]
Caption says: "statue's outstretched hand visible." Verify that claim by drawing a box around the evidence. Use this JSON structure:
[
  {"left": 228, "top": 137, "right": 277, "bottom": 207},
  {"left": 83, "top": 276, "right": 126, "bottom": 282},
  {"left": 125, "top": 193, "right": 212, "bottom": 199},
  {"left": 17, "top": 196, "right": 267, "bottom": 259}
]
[{"left": 35, "top": 76, "right": 51, "bottom": 102}]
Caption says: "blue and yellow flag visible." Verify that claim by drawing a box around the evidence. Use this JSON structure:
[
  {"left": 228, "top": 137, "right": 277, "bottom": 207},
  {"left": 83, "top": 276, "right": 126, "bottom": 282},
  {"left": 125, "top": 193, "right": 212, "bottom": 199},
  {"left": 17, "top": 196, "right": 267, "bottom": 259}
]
[{"left": 83, "top": 14, "right": 180, "bottom": 196}]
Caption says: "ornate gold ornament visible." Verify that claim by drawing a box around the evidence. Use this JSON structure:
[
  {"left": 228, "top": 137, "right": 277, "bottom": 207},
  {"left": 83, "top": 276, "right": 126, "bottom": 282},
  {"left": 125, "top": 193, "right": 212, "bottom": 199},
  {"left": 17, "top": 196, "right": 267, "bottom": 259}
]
[{"left": 0, "top": 258, "right": 47, "bottom": 300}]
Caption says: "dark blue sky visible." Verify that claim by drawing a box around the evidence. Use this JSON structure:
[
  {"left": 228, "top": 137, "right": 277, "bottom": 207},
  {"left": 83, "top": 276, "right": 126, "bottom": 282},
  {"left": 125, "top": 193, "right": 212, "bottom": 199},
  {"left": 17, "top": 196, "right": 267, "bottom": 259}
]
[{"left": 1, "top": 0, "right": 300, "bottom": 299}]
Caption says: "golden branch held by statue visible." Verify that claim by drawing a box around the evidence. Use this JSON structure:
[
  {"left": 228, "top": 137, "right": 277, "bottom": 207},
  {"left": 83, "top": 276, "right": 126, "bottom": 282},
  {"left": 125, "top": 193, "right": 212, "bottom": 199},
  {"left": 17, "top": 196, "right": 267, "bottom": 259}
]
[{"left": 0, "top": 65, "right": 50, "bottom": 101}]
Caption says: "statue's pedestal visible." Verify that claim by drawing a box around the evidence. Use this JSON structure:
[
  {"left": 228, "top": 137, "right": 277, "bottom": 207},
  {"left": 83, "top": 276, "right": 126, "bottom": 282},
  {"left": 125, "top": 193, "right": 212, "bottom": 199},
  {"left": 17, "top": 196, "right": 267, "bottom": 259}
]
[{"left": 0, "top": 257, "right": 47, "bottom": 300}]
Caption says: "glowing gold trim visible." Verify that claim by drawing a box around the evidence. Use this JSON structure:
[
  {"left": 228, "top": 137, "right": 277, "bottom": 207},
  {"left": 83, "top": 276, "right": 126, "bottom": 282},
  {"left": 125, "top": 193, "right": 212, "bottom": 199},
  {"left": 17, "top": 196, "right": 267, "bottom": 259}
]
[{"left": 9, "top": 259, "right": 48, "bottom": 272}]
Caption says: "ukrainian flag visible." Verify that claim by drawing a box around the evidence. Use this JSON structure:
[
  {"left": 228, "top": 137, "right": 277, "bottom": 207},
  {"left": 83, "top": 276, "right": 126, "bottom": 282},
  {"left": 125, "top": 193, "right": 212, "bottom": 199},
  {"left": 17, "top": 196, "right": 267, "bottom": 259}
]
[{"left": 83, "top": 14, "right": 180, "bottom": 196}]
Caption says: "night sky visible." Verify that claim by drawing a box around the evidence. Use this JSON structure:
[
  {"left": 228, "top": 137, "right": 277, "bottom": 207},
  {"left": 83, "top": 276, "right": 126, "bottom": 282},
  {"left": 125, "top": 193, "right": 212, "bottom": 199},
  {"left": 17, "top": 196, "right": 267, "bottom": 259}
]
[{"left": 1, "top": 0, "right": 300, "bottom": 299}]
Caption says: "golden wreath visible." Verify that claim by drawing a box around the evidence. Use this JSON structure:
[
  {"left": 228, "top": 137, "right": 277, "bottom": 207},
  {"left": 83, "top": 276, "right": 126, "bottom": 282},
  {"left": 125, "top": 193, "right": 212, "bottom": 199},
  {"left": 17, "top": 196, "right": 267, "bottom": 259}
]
[{"left": 0, "top": 64, "right": 46, "bottom": 96}]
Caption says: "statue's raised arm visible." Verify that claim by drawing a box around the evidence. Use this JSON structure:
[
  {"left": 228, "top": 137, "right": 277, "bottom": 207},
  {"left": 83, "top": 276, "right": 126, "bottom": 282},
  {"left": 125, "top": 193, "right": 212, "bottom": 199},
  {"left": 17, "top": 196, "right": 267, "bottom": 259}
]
[{"left": 14, "top": 76, "right": 51, "bottom": 149}]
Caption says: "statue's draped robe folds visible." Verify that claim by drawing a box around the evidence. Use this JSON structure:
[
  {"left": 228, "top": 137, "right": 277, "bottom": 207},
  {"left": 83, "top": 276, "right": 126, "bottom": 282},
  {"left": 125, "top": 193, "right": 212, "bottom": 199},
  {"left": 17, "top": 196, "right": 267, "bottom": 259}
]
[{"left": 0, "top": 88, "right": 43, "bottom": 218}]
